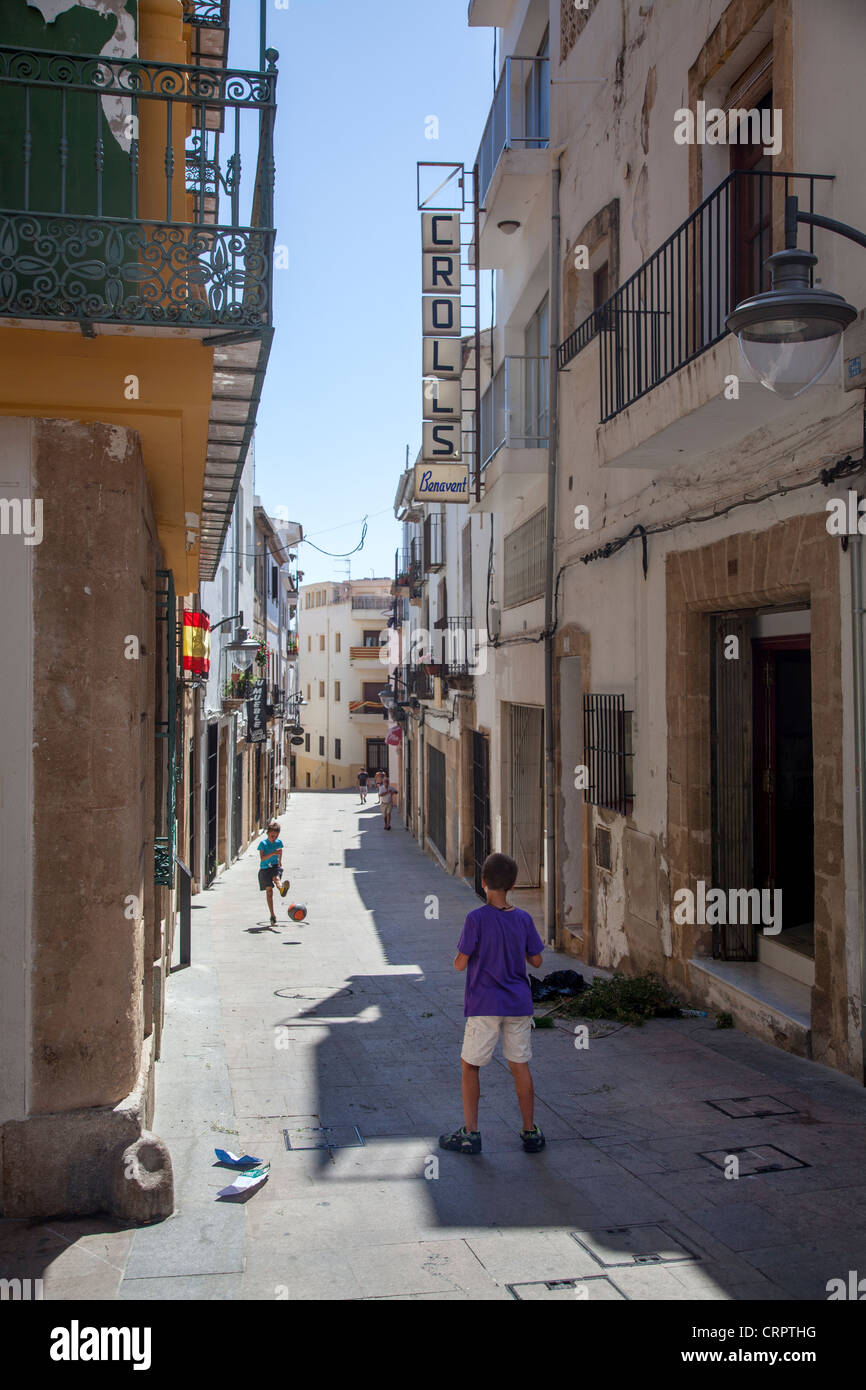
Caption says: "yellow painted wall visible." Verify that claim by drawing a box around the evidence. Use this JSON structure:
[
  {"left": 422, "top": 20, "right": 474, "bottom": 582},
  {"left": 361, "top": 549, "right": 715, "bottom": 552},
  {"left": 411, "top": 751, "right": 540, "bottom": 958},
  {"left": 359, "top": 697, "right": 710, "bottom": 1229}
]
[{"left": 0, "top": 325, "right": 213, "bottom": 593}]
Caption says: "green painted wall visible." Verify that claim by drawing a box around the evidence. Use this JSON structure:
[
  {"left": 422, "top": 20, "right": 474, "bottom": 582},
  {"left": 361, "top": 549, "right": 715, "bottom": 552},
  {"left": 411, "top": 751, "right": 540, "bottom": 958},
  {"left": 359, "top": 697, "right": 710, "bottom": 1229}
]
[{"left": 0, "top": 1, "right": 138, "bottom": 219}]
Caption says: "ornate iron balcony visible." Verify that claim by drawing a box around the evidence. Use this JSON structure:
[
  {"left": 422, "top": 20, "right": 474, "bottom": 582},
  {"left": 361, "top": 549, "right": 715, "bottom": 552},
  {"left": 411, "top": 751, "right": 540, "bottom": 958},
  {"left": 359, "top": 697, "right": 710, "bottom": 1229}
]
[{"left": 0, "top": 44, "right": 277, "bottom": 330}]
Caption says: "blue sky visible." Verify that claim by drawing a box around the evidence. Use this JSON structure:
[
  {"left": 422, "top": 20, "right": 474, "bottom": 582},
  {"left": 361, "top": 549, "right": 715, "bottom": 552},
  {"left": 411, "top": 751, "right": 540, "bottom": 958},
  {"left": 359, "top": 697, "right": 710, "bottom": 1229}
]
[{"left": 229, "top": 0, "right": 495, "bottom": 583}]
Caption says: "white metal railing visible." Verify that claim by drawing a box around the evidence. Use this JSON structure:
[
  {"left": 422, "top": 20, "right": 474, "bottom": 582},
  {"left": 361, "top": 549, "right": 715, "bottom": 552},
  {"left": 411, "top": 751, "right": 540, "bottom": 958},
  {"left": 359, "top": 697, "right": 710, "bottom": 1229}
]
[
  {"left": 480, "top": 355, "right": 549, "bottom": 466},
  {"left": 476, "top": 56, "right": 550, "bottom": 207}
]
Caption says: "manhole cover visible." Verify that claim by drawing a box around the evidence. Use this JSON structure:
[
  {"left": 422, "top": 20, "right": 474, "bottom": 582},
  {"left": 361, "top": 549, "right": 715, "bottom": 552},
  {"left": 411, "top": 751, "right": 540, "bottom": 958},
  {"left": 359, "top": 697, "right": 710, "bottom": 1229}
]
[
  {"left": 283, "top": 1124, "right": 365, "bottom": 1151},
  {"left": 699, "top": 1144, "right": 808, "bottom": 1176},
  {"left": 508, "top": 1276, "right": 625, "bottom": 1301},
  {"left": 571, "top": 1224, "right": 699, "bottom": 1268},
  {"left": 706, "top": 1096, "right": 796, "bottom": 1119}
]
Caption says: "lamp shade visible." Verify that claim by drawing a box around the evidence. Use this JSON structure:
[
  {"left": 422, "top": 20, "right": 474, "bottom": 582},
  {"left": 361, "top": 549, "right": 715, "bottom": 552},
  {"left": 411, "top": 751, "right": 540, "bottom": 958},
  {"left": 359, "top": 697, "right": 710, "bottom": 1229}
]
[{"left": 727, "top": 249, "right": 857, "bottom": 397}]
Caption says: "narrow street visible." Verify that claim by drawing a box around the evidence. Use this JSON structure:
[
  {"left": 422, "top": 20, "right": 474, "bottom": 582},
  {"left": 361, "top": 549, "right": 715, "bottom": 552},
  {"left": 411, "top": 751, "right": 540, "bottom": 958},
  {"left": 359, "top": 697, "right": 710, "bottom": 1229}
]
[{"left": 8, "top": 792, "right": 866, "bottom": 1303}]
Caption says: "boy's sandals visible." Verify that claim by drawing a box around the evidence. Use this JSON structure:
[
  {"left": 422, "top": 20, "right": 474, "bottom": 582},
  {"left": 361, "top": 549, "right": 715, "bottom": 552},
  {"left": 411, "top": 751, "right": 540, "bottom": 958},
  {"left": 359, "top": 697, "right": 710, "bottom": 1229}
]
[
  {"left": 278, "top": 879, "right": 291, "bottom": 898},
  {"left": 520, "top": 1125, "right": 546, "bottom": 1153},
  {"left": 439, "top": 1127, "right": 481, "bottom": 1155}
]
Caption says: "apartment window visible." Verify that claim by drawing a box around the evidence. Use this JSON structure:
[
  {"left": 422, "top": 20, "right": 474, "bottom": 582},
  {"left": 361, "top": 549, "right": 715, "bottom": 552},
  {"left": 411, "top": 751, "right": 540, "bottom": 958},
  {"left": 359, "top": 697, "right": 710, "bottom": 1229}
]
[
  {"left": 335, "top": 681, "right": 341, "bottom": 702},
  {"left": 319, "top": 680, "right": 325, "bottom": 698},
  {"left": 319, "top": 634, "right": 325, "bottom": 651},
  {"left": 306, "top": 771, "right": 311, "bottom": 787},
  {"left": 362, "top": 682, "right": 382, "bottom": 707},
  {"left": 424, "top": 512, "right": 444, "bottom": 571},
  {"left": 363, "top": 629, "right": 380, "bottom": 647},
  {"left": 335, "top": 738, "right": 342, "bottom": 760},
  {"left": 307, "top": 634, "right": 311, "bottom": 652},
  {"left": 306, "top": 684, "right": 311, "bottom": 701},
  {"left": 504, "top": 509, "right": 546, "bottom": 608},
  {"left": 319, "top": 735, "right": 325, "bottom": 757},
  {"left": 335, "top": 632, "right": 341, "bottom": 652},
  {"left": 305, "top": 593, "right": 311, "bottom": 609},
  {"left": 305, "top": 733, "right": 310, "bottom": 753},
  {"left": 271, "top": 564, "right": 278, "bottom": 601}
]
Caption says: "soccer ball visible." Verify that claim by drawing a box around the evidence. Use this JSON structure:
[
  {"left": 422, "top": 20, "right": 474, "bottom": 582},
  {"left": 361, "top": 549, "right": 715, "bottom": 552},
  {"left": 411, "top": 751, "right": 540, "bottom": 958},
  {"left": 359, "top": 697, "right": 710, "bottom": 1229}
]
[{"left": 287, "top": 903, "right": 307, "bottom": 922}]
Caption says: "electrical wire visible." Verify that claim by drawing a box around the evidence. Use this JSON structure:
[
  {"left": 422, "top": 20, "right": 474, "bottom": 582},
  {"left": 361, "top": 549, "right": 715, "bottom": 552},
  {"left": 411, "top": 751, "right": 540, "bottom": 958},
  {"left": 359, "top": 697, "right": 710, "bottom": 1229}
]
[{"left": 550, "top": 447, "right": 866, "bottom": 635}]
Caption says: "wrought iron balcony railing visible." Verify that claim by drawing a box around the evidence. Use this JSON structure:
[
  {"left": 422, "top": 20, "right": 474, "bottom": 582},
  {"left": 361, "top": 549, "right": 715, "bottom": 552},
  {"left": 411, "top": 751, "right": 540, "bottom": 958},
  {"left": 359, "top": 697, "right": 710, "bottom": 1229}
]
[
  {"left": 434, "top": 616, "right": 479, "bottom": 678},
  {"left": 558, "top": 169, "right": 832, "bottom": 423},
  {"left": 0, "top": 44, "right": 277, "bottom": 329},
  {"left": 480, "top": 355, "right": 549, "bottom": 466},
  {"left": 476, "top": 55, "right": 550, "bottom": 208}
]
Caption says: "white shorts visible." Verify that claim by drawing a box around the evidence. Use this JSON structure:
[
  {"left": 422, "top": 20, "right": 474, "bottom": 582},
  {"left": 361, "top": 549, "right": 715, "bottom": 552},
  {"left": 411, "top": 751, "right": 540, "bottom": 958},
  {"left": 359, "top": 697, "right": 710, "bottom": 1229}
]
[{"left": 461, "top": 1015, "right": 533, "bottom": 1066}]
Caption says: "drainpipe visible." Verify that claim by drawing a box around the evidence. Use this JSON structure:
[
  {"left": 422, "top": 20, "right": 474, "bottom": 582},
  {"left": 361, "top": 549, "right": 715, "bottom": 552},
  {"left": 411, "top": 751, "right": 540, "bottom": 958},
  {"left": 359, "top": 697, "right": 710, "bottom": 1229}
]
[
  {"left": 543, "top": 155, "right": 562, "bottom": 945},
  {"left": 852, "top": 493, "right": 866, "bottom": 1084}
]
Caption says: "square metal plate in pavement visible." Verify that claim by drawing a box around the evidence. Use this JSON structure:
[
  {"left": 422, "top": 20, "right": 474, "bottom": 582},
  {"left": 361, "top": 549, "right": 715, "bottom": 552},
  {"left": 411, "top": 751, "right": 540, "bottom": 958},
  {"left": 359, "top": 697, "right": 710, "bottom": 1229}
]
[
  {"left": 706, "top": 1096, "right": 796, "bottom": 1119},
  {"left": 508, "top": 1276, "right": 626, "bottom": 1301},
  {"left": 283, "top": 1124, "right": 365, "bottom": 1151},
  {"left": 699, "top": 1144, "right": 808, "bottom": 1176},
  {"left": 571, "top": 1223, "right": 700, "bottom": 1268}
]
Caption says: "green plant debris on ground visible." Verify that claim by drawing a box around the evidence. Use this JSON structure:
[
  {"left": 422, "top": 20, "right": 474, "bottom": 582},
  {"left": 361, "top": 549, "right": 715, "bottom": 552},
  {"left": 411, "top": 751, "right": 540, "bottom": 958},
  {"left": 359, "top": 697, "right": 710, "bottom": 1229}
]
[
  {"left": 533, "top": 1015, "right": 555, "bottom": 1028},
  {"left": 715, "top": 1011, "right": 734, "bottom": 1029},
  {"left": 559, "top": 971, "right": 684, "bottom": 1026}
]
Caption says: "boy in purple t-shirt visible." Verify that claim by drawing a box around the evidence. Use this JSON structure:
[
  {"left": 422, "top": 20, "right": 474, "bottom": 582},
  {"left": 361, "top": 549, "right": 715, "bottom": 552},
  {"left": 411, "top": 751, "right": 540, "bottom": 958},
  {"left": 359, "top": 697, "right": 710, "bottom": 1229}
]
[{"left": 439, "top": 851, "right": 546, "bottom": 1156}]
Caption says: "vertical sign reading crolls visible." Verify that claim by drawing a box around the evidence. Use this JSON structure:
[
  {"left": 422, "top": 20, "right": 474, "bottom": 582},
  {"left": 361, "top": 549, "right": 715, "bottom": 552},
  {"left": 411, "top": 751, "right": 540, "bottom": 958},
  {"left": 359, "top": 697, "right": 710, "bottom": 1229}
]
[{"left": 417, "top": 212, "right": 469, "bottom": 502}]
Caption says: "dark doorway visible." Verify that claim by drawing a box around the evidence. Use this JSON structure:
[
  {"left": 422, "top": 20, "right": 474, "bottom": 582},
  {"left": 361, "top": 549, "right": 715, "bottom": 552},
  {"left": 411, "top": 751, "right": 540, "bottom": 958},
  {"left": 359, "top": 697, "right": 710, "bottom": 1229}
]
[
  {"left": 232, "top": 752, "right": 243, "bottom": 859},
  {"left": 428, "top": 745, "right": 446, "bottom": 858},
  {"left": 255, "top": 744, "right": 262, "bottom": 826},
  {"left": 205, "top": 722, "right": 218, "bottom": 886},
  {"left": 188, "top": 737, "right": 196, "bottom": 876},
  {"left": 472, "top": 730, "right": 491, "bottom": 898},
  {"left": 406, "top": 739, "right": 412, "bottom": 832},
  {"left": 753, "top": 637, "right": 814, "bottom": 950}
]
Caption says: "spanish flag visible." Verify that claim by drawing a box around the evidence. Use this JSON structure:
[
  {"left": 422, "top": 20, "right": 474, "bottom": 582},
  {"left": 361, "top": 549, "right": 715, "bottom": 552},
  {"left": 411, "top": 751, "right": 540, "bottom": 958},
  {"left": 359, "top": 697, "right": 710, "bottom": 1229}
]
[{"left": 183, "top": 611, "right": 211, "bottom": 675}]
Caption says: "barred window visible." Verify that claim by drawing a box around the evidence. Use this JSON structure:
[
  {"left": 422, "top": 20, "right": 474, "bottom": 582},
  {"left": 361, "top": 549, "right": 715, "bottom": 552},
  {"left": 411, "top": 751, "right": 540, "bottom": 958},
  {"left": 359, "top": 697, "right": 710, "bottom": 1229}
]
[
  {"left": 583, "top": 693, "right": 634, "bottom": 814},
  {"left": 503, "top": 508, "right": 546, "bottom": 608}
]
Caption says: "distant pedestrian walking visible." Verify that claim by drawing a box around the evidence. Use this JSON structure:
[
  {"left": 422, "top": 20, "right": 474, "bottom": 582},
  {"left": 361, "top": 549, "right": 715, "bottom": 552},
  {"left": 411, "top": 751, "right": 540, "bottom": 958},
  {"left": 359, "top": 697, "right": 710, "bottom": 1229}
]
[
  {"left": 258, "top": 819, "right": 289, "bottom": 925},
  {"left": 357, "top": 768, "right": 369, "bottom": 803},
  {"left": 440, "top": 852, "right": 546, "bottom": 1156},
  {"left": 378, "top": 775, "right": 397, "bottom": 830},
  {"left": 374, "top": 769, "right": 384, "bottom": 793}
]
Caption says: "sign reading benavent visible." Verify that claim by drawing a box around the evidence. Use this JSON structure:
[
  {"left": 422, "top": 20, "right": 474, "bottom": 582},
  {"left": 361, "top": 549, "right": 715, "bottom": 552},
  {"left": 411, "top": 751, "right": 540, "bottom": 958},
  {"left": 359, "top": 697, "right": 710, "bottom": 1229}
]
[{"left": 419, "top": 210, "right": 469, "bottom": 503}]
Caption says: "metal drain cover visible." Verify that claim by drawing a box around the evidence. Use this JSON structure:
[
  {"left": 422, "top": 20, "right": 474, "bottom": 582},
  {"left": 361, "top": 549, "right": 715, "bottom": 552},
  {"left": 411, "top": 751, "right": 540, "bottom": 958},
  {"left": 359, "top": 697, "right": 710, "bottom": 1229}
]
[
  {"left": 508, "top": 1276, "right": 625, "bottom": 1301},
  {"left": 699, "top": 1144, "right": 807, "bottom": 1175},
  {"left": 571, "top": 1223, "right": 699, "bottom": 1268},
  {"left": 706, "top": 1096, "right": 796, "bottom": 1119},
  {"left": 283, "top": 1124, "right": 365, "bottom": 1152}
]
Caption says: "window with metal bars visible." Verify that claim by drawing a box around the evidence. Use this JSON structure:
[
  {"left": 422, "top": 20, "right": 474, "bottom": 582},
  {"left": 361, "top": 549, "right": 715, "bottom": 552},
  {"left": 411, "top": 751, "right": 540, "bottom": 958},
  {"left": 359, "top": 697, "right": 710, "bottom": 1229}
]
[
  {"left": 503, "top": 508, "right": 546, "bottom": 608},
  {"left": 583, "top": 693, "right": 634, "bottom": 813},
  {"left": 424, "top": 512, "right": 445, "bottom": 571}
]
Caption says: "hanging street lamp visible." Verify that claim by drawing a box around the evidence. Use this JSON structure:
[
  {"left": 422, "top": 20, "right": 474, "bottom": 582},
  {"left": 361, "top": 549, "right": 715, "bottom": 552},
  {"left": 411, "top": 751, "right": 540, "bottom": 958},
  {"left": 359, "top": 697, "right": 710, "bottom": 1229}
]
[{"left": 726, "top": 195, "right": 863, "bottom": 398}]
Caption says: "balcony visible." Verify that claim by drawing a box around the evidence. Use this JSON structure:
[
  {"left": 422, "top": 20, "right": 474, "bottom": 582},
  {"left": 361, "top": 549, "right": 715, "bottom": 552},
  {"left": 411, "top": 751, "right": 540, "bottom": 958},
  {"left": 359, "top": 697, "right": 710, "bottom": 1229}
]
[
  {"left": 402, "top": 665, "right": 435, "bottom": 702},
  {"left": 468, "top": 0, "right": 515, "bottom": 25},
  {"left": 475, "top": 56, "right": 549, "bottom": 269},
  {"left": 474, "top": 355, "right": 548, "bottom": 512},
  {"left": 351, "top": 595, "right": 390, "bottom": 613},
  {"left": 436, "top": 616, "right": 481, "bottom": 681},
  {"left": 286, "top": 635, "right": 298, "bottom": 659},
  {"left": 350, "top": 645, "right": 385, "bottom": 663},
  {"left": 0, "top": 43, "right": 278, "bottom": 581},
  {"left": 558, "top": 170, "right": 836, "bottom": 469},
  {"left": 348, "top": 699, "right": 388, "bottom": 720},
  {"left": 0, "top": 47, "right": 276, "bottom": 331}
]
